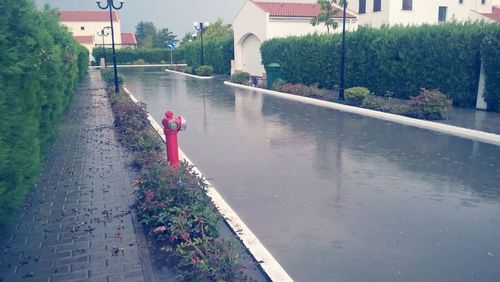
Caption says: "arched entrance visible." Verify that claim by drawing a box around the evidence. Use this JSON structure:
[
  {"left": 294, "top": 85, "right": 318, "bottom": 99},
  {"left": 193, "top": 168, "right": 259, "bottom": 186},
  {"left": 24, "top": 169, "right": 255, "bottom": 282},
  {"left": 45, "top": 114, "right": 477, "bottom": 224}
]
[{"left": 240, "top": 34, "right": 264, "bottom": 76}]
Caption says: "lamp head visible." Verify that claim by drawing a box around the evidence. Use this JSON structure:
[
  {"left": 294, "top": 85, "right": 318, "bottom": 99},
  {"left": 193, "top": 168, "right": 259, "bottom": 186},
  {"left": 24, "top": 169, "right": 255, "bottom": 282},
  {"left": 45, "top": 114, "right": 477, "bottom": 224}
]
[
  {"left": 193, "top": 21, "right": 199, "bottom": 27},
  {"left": 205, "top": 22, "right": 210, "bottom": 27}
]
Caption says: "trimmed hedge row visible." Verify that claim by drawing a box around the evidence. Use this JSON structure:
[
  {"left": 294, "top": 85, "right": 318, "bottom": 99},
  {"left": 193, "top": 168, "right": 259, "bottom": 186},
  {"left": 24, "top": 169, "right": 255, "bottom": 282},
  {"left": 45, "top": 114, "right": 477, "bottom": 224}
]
[
  {"left": 481, "top": 28, "right": 500, "bottom": 111},
  {"left": 182, "top": 35, "right": 234, "bottom": 75},
  {"left": 261, "top": 22, "right": 500, "bottom": 109},
  {"left": 93, "top": 47, "right": 185, "bottom": 65},
  {"left": 0, "top": 0, "right": 89, "bottom": 224}
]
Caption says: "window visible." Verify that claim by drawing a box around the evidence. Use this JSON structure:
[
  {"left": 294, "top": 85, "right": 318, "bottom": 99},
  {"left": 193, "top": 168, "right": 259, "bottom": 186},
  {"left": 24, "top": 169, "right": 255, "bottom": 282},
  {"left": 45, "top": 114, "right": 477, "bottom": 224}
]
[
  {"left": 80, "top": 26, "right": 85, "bottom": 31},
  {"left": 402, "top": 0, "right": 412, "bottom": 10},
  {"left": 438, "top": 6, "right": 447, "bottom": 22},
  {"left": 373, "top": 0, "right": 381, "bottom": 12},
  {"left": 459, "top": 0, "right": 463, "bottom": 4},
  {"left": 481, "top": 0, "right": 486, "bottom": 4},
  {"left": 359, "top": 0, "right": 366, "bottom": 14}
]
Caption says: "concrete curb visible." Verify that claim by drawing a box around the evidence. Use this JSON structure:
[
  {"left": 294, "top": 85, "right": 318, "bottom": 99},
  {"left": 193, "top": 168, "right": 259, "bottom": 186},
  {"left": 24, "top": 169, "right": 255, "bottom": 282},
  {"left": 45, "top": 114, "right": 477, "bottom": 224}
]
[
  {"left": 164, "top": 69, "right": 214, "bottom": 80},
  {"left": 123, "top": 86, "right": 294, "bottom": 282},
  {"left": 224, "top": 81, "right": 500, "bottom": 147}
]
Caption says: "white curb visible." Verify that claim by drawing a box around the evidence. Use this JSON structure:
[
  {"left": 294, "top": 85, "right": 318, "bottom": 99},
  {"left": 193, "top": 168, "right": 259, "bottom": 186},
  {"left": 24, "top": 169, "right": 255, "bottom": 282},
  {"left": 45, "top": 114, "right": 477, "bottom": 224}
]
[
  {"left": 165, "top": 69, "right": 214, "bottom": 80},
  {"left": 224, "top": 82, "right": 500, "bottom": 147},
  {"left": 123, "top": 86, "right": 294, "bottom": 282}
]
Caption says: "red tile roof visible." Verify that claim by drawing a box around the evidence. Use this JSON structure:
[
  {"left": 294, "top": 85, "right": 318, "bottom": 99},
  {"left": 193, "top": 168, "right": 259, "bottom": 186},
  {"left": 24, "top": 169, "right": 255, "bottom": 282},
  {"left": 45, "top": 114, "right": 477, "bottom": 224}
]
[
  {"left": 74, "top": 35, "right": 94, "bottom": 44},
  {"left": 59, "top": 11, "right": 119, "bottom": 22},
  {"left": 121, "top": 33, "right": 137, "bottom": 45},
  {"left": 480, "top": 5, "right": 500, "bottom": 23},
  {"left": 251, "top": 1, "right": 355, "bottom": 18}
]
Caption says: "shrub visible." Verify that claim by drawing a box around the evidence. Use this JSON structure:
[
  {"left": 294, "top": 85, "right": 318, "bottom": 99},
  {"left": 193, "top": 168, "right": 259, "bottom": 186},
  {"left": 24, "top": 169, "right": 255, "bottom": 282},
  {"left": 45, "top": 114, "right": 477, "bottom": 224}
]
[
  {"left": 93, "top": 47, "right": 184, "bottom": 65},
  {"left": 101, "top": 69, "right": 123, "bottom": 86},
  {"left": 261, "top": 22, "right": 500, "bottom": 109},
  {"left": 230, "top": 72, "right": 251, "bottom": 85},
  {"left": 283, "top": 83, "right": 325, "bottom": 98},
  {"left": 184, "top": 66, "right": 193, "bottom": 74},
  {"left": 195, "top": 65, "right": 214, "bottom": 76},
  {"left": 0, "top": 2, "right": 88, "bottom": 224},
  {"left": 271, "top": 79, "right": 287, "bottom": 91},
  {"left": 345, "top": 87, "right": 371, "bottom": 106},
  {"left": 107, "top": 91, "right": 252, "bottom": 281},
  {"left": 182, "top": 35, "right": 234, "bottom": 75},
  {"left": 361, "top": 95, "right": 386, "bottom": 111},
  {"left": 408, "top": 89, "right": 452, "bottom": 120},
  {"left": 133, "top": 58, "right": 146, "bottom": 65}
]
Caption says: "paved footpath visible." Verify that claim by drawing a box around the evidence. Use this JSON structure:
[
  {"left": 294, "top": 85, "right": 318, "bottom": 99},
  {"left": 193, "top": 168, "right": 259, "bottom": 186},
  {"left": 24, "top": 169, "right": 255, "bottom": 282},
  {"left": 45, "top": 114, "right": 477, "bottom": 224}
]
[{"left": 0, "top": 70, "right": 159, "bottom": 282}]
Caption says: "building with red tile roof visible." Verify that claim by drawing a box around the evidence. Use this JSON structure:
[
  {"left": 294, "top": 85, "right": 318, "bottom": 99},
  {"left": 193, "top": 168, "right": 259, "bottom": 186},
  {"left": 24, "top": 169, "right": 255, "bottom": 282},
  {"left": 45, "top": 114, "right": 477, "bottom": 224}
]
[
  {"left": 479, "top": 5, "right": 500, "bottom": 23},
  {"left": 233, "top": 1, "right": 358, "bottom": 76},
  {"left": 58, "top": 10, "right": 136, "bottom": 62}
]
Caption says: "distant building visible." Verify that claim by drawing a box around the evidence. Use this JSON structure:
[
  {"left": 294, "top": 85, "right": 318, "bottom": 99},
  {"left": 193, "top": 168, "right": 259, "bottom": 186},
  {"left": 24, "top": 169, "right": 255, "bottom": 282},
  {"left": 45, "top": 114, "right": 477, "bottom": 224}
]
[
  {"left": 58, "top": 11, "right": 137, "bottom": 61},
  {"left": 233, "top": 0, "right": 358, "bottom": 76},
  {"left": 347, "top": 0, "right": 500, "bottom": 27}
]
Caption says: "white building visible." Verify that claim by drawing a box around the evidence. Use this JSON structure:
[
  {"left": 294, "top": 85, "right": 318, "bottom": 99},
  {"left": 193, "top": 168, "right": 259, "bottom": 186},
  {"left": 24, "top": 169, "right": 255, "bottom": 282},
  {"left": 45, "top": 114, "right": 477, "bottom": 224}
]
[
  {"left": 347, "top": 0, "right": 500, "bottom": 27},
  {"left": 59, "top": 11, "right": 137, "bottom": 61},
  {"left": 233, "top": 0, "right": 358, "bottom": 76}
]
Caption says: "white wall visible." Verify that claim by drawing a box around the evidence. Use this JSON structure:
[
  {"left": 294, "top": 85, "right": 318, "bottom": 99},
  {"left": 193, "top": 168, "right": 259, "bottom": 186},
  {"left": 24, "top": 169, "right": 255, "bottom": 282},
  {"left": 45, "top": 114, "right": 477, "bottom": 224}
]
[
  {"left": 267, "top": 17, "right": 357, "bottom": 38},
  {"left": 233, "top": 0, "right": 268, "bottom": 74},
  {"left": 62, "top": 21, "right": 122, "bottom": 45},
  {"left": 352, "top": 0, "right": 494, "bottom": 27}
]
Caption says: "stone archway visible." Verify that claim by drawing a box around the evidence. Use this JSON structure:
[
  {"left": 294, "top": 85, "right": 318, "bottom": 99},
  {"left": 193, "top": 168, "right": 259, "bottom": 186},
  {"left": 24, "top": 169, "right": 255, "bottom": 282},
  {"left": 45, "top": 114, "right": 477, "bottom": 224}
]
[{"left": 240, "top": 33, "right": 264, "bottom": 76}]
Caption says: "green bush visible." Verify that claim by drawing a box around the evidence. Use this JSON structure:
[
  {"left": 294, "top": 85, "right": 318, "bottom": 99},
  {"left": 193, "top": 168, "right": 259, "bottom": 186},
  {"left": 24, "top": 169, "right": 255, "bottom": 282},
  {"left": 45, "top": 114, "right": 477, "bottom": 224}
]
[
  {"left": 230, "top": 72, "right": 251, "bottom": 85},
  {"left": 261, "top": 22, "right": 500, "bottom": 109},
  {"left": 408, "top": 89, "right": 452, "bottom": 120},
  {"left": 481, "top": 29, "right": 500, "bottom": 111},
  {"left": 0, "top": 1, "right": 88, "bottom": 224},
  {"left": 182, "top": 35, "right": 234, "bottom": 75},
  {"left": 184, "top": 66, "right": 193, "bottom": 74},
  {"left": 283, "top": 83, "right": 325, "bottom": 98},
  {"left": 345, "top": 87, "right": 371, "bottom": 106},
  {"left": 271, "top": 79, "right": 287, "bottom": 91},
  {"left": 195, "top": 65, "right": 214, "bottom": 76},
  {"left": 93, "top": 47, "right": 184, "bottom": 65},
  {"left": 101, "top": 69, "right": 123, "bottom": 86},
  {"left": 361, "top": 96, "right": 387, "bottom": 111},
  {"left": 133, "top": 58, "right": 146, "bottom": 65}
]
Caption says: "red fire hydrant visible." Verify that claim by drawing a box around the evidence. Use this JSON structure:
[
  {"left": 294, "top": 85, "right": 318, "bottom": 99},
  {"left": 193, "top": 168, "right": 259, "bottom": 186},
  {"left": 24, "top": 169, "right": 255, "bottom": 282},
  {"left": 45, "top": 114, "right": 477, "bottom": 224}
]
[{"left": 162, "top": 110, "right": 187, "bottom": 168}]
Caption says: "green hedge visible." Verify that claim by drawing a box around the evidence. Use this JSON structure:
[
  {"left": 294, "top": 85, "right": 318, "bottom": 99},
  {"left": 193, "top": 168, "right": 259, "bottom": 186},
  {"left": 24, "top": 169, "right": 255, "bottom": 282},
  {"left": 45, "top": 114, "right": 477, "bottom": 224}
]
[
  {"left": 0, "top": 0, "right": 88, "bottom": 224},
  {"left": 93, "top": 47, "right": 185, "bottom": 65},
  {"left": 481, "top": 28, "right": 500, "bottom": 111},
  {"left": 182, "top": 35, "right": 234, "bottom": 75},
  {"left": 261, "top": 22, "right": 500, "bottom": 109}
]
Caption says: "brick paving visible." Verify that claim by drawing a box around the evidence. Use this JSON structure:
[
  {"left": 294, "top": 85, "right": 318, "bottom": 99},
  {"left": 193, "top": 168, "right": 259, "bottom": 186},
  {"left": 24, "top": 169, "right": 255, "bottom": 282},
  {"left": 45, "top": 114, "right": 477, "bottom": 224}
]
[{"left": 0, "top": 70, "right": 158, "bottom": 282}]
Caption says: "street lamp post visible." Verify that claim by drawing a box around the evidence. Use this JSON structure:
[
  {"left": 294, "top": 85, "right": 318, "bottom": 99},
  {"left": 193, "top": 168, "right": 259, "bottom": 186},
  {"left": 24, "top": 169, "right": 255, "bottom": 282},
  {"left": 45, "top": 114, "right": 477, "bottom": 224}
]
[
  {"left": 338, "top": 0, "right": 347, "bottom": 101},
  {"left": 193, "top": 22, "right": 209, "bottom": 66},
  {"left": 96, "top": 0, "right": 125, "bottom": 94},
  {"left": 96, "top": 26, "right": 110, "bottom": 67}
]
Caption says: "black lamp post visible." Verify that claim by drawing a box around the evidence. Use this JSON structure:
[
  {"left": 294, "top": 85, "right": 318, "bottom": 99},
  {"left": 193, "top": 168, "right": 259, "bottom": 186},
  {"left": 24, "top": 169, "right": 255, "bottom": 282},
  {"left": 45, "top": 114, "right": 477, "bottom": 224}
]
[
  {"left": 193, "top": 21, "right": 209, "bottom": 66},
  {"left": 96, "top": 0, "right": 125, "bottom": 94},
  {"left": 96, "top": 26, "right": 110, "bottom": 67},
  {"left": 338, "top": 0, "right": 347, "bottom": 100}
]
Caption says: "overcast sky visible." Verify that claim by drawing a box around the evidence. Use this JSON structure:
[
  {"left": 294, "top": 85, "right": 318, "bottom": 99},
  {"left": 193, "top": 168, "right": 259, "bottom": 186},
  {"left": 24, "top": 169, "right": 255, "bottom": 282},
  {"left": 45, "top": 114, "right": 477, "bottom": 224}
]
[{"left": 35, "top": 0, "right": 247, "bottom": 37}]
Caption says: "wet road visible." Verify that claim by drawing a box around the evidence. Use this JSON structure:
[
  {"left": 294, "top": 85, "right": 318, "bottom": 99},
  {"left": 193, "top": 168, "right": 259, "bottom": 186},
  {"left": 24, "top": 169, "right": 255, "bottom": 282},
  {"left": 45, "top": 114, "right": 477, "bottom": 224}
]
[{"left": 122, "top": 67, "right": 500, "bottom": 282}]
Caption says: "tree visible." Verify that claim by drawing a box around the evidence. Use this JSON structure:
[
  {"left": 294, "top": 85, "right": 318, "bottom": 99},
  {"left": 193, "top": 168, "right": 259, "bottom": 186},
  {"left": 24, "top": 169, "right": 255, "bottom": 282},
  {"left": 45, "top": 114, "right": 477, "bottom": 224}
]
[
  {"left": 204, "top": 18, "right": 232, "bottom": 40},
  {"left": 155, "top": 27, "right": 177, "bottom": 48},
  {"left": 310, "top": 0, "right": 344, "bottom": 33},
  {"left": 180, "top": 32, "right": 196, "bottom": 45},
  {"left": 135, "top": 21, "right": 157, "bottom": 48}
]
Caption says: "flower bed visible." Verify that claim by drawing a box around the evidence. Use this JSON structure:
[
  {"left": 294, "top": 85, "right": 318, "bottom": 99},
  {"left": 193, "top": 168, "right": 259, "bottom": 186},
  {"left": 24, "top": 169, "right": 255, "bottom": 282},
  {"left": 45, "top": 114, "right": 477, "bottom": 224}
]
[{"left": 106, "top": 84, "right": 253, "bottom": 280}]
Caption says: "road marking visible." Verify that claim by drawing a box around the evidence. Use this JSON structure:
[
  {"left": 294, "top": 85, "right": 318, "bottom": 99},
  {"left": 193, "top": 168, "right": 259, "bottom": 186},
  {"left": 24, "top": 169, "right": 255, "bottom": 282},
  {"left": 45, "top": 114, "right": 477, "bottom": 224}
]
[
  {"left": 224, "top": 81, "right": 500, "bottom": 147},
  {"left": 123, "top": 86, "right": 294, "bottom": 282},
  {"left": 164, "top": 69, "right": 215, "bottom": 80}
]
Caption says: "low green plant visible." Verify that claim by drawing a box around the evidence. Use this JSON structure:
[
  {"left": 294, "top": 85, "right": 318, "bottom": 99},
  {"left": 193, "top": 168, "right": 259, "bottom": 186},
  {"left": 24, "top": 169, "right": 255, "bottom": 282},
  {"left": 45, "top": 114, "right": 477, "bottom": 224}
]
[
  {"left": 184, "top": 66, "right": 193, "bottom": 74},
  {"left": 133, "top": 58, "right": 146, "bottom": 65},
  {"left": 195, "top": 65, "right": 214, "bottom": 76},
  {"left": 230, "top": 72, "right": 251, "bottom": 85},
  {"left": 101, "top": 69, "right": 124, "bottom": 86},
  {"left": 345, "top": 87, "right": 371, "bottom": 106},
  {"left": 271, "top": 79, "right": 287, "bottom": 92},
  {"left": 106, "top": 82, "right": 252, "bottom": 280},
  {"left": 408, "top": 89, "right": 452, "bottom": 120},
  {"left": 283, "top": 83, "right": 325, "bottom": 98},
  {"left": 361, "top": 95, "right": 386, "bottom": 111}
]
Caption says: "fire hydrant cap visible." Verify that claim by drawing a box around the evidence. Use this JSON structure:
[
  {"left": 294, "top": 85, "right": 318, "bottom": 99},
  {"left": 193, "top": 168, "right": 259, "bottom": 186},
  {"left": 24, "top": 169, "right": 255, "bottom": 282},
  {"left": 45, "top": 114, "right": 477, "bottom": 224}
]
[{"left": 166, "top": 111, "right": 174, "bottom": 118}]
